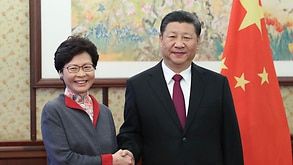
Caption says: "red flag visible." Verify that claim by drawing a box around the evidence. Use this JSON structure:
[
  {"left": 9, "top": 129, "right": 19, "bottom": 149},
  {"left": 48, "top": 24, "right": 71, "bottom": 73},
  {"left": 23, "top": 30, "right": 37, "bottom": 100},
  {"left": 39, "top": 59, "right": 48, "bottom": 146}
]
[{"left": 220, "top": 0, "right": 293, "bottom": 164}]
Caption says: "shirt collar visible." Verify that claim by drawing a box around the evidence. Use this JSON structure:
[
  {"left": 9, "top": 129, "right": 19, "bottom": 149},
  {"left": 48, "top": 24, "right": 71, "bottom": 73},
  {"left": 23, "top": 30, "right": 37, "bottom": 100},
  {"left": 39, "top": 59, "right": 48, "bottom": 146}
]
[
  {"left": 64, "top": 87, "right": 90, "bottom": 104},
  {"left": 162, "top": 61, "right": 191, "bottom": 84}
]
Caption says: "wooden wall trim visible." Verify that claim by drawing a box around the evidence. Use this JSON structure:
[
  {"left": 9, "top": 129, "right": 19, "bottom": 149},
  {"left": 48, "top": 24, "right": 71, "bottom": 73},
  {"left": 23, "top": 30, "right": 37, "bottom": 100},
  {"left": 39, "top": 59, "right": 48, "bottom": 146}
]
[
  {"left": 0, "top": 141, "right": 46, "bottom": 159},
  {"left": 279, "top": 77, "right": 293, "bottom": 86},
  {"left": 30, "top": 87, "right": 37, "bottom": 141},
  {"left": 31, "top": 79, "right": 127, "bottom": 88}
]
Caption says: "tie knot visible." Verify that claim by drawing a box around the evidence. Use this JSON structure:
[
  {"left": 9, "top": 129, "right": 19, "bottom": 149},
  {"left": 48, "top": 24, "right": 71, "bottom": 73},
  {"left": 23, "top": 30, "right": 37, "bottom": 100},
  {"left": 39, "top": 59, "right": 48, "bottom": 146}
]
[{"left": 173, "top": 74, "right": 183, "bottom": 81}]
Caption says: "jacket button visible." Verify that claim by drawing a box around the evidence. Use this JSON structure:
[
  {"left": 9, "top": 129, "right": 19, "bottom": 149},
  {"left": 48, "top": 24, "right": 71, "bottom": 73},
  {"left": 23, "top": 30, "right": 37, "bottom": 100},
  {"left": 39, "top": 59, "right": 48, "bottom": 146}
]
[{"left": 182, "top": 137, "right": 187, "bottom": 142}]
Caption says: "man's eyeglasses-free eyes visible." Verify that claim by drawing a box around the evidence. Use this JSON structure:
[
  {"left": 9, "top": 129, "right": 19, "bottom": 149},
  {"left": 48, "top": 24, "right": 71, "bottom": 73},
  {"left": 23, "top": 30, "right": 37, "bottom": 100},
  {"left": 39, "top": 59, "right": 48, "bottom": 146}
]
[{"left": 65, "top": 64, "right": 95, "bottom": 73}]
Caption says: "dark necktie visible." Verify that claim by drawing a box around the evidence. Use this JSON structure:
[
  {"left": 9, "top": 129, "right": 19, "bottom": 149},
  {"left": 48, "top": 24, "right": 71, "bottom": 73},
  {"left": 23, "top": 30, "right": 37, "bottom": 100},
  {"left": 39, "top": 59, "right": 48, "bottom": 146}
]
[{"left": 172, "top": 74, "right": 186, "bottom": 128}]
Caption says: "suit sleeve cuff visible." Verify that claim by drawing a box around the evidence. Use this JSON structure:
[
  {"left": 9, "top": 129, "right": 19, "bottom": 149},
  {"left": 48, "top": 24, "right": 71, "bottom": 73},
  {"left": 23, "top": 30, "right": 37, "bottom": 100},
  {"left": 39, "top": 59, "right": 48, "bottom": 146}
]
[{"left": 101, "top": 154, "right": 113, "bottom": 165}]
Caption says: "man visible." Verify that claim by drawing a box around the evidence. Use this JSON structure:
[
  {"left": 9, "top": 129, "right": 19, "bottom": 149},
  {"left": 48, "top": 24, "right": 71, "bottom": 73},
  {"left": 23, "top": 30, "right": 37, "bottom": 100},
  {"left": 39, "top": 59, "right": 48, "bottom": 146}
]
[{"left": 118, "top": 10, "right": 244, "bottom": 165}]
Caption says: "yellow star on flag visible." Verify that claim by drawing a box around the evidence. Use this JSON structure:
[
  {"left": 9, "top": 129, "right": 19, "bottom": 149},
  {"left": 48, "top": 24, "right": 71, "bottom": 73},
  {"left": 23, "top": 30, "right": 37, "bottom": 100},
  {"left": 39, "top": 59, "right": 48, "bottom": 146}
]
[
  {"left": 239, "top": 0, "right": 264, "bottom": 33},
  {"left": 234, "top": 73, "right": 250, "bottom": 91},
  {"left": 220, "top": 57, "right": 228, "bottom": 71},
  {"left": 258, "top": 67, "right": 269, "bottom": 85}
]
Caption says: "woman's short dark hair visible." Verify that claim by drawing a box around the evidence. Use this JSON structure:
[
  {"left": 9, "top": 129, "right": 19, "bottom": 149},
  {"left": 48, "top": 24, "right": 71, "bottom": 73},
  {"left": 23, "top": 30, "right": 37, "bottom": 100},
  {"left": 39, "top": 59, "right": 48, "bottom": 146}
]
[
  {"left": 160, "top": 10, "right": 202, "bottom": 37},
  {"left": 54, "top": 36, "right": 99, "bottom": 73}
]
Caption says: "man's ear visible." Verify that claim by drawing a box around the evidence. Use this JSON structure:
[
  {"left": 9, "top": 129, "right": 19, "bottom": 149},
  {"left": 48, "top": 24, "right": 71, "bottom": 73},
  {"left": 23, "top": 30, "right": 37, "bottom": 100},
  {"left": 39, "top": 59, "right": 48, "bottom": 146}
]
[
  {"left": 197, "top": 36, "right": 200, "bottom": 43},
  {"left": 196, "top": 37, "right": 201, "bottom": 49},
  {"left": 159, "top": 34, "right": 163, "bottom": 48}
]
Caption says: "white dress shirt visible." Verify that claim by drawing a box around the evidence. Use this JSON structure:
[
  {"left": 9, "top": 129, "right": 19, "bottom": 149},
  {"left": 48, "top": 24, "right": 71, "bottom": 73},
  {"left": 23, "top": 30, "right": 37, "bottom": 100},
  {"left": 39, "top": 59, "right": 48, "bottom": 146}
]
[{"left": 162, "top": 61, "right": 191, "bottom": 116}]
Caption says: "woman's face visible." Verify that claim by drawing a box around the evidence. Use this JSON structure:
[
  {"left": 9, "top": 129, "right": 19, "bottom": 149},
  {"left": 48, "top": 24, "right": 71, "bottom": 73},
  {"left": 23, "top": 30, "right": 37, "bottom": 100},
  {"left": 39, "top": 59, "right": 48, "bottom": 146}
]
[{"left": 59, "top": 52, "right": 95, "bottom": 96}]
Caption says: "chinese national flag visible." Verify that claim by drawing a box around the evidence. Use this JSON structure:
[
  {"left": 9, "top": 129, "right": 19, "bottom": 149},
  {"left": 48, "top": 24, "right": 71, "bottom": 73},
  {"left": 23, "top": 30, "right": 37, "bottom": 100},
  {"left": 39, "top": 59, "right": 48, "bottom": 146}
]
[{"left": 220, "top": 0, "right": 293, "bottom": 164}]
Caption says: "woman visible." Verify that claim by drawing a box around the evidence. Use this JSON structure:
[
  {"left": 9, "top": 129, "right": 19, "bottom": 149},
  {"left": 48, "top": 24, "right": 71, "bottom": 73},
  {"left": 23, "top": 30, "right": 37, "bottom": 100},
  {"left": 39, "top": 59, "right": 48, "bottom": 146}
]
[{"left": 41, "top": 36, "right": 133, "bottom": 165}]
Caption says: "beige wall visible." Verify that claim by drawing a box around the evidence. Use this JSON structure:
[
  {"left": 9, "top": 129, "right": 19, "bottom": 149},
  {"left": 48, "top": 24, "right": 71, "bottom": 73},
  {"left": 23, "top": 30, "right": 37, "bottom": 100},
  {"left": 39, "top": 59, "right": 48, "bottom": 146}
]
[{"left": 0, "top": 0, "right": 292, "bottom": 141}]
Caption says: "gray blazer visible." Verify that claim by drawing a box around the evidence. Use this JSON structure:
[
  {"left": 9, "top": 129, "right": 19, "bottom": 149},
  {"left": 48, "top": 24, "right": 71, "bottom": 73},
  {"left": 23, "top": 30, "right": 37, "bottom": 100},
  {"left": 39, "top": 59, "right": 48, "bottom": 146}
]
[{"left": 42, "top": 94, "right": 117, "bottom": 165}]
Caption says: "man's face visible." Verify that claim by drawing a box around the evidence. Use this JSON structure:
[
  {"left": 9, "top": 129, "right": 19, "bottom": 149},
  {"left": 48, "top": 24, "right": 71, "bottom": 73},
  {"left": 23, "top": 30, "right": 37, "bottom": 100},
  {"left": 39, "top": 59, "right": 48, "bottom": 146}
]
[{"left": 160, "top": 22, "right": 200, "bottom": 73}]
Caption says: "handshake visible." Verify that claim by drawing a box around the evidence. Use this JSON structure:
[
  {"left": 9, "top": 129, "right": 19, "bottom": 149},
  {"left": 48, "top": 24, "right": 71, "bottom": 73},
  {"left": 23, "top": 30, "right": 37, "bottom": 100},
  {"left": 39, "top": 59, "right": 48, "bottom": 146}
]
[{"left": 112, "top": 149, "right": 135, "bottom": 165}]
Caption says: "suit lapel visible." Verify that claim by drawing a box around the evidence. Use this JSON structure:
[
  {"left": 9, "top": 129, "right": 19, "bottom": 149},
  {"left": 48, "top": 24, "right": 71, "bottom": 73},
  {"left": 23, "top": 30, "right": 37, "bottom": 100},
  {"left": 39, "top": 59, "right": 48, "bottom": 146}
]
[
  {"left": 184, "top": 63, "right": 208, "bottom": 131},
  {"left": 147, "top": 62, "right": 183, "bottom": 130}
]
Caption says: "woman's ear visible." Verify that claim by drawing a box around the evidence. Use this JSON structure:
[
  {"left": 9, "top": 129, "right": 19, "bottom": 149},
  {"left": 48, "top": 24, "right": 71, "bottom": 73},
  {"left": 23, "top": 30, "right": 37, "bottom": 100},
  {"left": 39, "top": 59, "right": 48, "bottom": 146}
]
[{"left": 58, "top": 71, "right": 63, "bottom": 80}]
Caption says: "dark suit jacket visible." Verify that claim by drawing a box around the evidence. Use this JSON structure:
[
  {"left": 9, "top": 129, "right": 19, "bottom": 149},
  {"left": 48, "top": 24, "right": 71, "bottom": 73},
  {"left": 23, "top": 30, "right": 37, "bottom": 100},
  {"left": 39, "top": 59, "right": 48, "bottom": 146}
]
[{"left": 118, "top": 61, "right": 244, "bottom": 165}]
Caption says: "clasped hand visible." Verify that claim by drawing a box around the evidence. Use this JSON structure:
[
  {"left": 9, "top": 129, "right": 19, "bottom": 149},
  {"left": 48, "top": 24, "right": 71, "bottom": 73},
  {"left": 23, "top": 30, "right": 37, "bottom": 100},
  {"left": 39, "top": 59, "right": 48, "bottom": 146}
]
[{"left": 112, "top": 149, "right": 134, "bottom": 165}]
